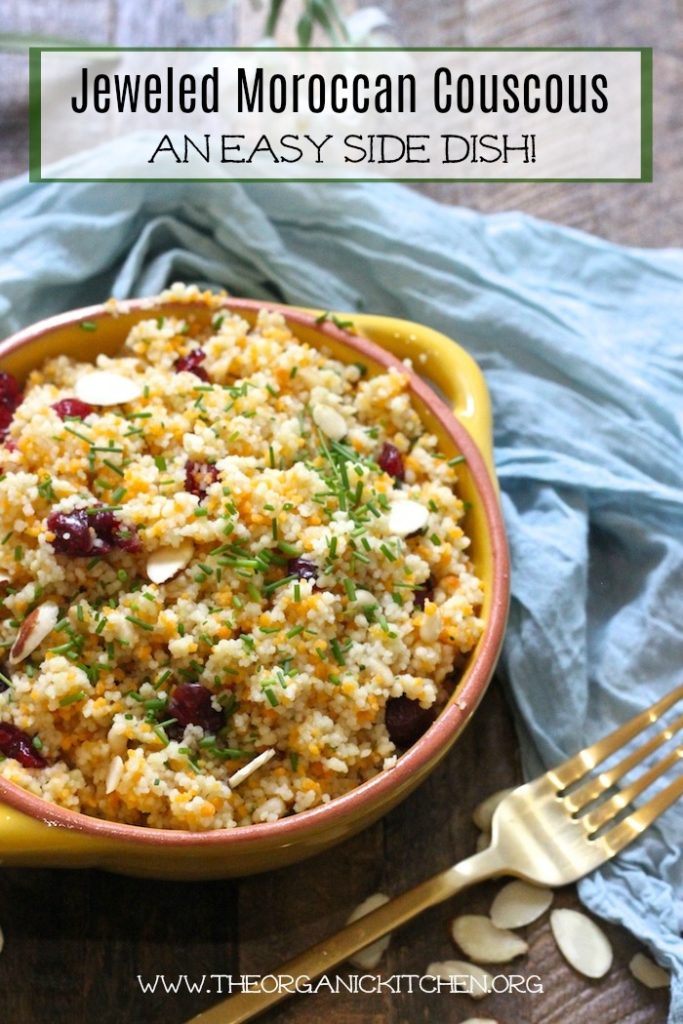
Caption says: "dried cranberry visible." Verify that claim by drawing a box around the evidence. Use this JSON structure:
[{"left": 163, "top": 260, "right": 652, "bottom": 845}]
[
  {"left": 174, "top": 349, "right": 209, "bottom": 380},
  {"left": 385, "top": 696, "right": 436, "bottom": 750},
  {"left": 167, "top": 683, "right": 224, "bottom": 736},
  {"left": 0, "top": 372, "right": 20, "bottom": 408},
  {"left": 0, "top": 407, "right": 13, "bottom": 434},
  {"left": 47, "top": 507, "right": 140, "bottom": 557},
  {"left": 89, "top": 508, "right": 141, "bottom": 554},
  {"left": 185, "top": 460, "right": 219, "bottom": 499},
  {"left": 51, "top": 397, "right": 94, "bottom": 421},
  {"left": 0, "top": 372, "right": 21, "bottom": 439},
  {"left": 287, "top": 557, "right": 318, "bottom": 582},
  {"left": 3, "top": 438, "right": 17, "bottom": 452},
  {"left": 413, "top": 578, "right": 435, "bottom": 610},
  {"left": 47, "top": 509, "right": 93, "bottom": 556},
  {"left": 377, "top": 442, "right": 405, "bottom": 481},
  {"left": 0, "top": 722, "right": 47, "bottom": 768}
]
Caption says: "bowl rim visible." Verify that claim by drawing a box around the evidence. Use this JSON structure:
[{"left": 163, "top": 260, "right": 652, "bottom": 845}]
[{"left": 0, "top": 297, "right": 510, "bottom": 847}]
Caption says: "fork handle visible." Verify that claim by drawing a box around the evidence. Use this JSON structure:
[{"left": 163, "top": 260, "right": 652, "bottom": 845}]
[{"left": 186, "top": 846, "right": 504, "bottom": 1024}]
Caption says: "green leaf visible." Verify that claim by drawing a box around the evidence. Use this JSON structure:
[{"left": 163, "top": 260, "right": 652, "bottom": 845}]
[
  {"left": 264, "top": 0, "right": 286, "bottom": 37},
  {"left": 296, "top": 11, "right": 314, "bottom": 47}
]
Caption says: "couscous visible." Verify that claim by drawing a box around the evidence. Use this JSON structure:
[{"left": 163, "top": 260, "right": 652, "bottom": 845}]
[{"left": 0, "top": 285, "right": 483, "bottom": 830}]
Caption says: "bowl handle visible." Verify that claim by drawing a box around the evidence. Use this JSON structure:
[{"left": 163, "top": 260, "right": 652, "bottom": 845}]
[
  {"left": 0, "top": 802, "right": 105, "bottom": 865},
  {"left": 349, "top": 313, "right": 495, "bottom": 479}
]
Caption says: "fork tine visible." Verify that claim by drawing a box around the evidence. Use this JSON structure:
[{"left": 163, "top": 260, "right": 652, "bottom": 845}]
[
  {"left": 564, "top": 712, "right": 683, "bottom": 814},
  {"left": 599, "top": 770, "right": 683, "bottom": 857},
  {"left": 582, "top": 745, "right": 683, "bottom": 832},
  {"left": 548, "top": 684, "right": 683, "bottom": 789}
]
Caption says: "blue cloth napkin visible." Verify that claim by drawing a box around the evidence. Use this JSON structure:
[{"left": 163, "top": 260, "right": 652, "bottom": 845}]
[{"left": 1, "top": 172, "right": 682, "bottom": 1017}]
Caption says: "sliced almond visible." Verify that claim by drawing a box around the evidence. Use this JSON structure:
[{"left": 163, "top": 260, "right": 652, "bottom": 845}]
[
  {"left": 550, "top": 908, "right": 613, "bottom": 979},
  {"left": 472, "top": 788, "right": 514, "bottom": 832},
  {"left": 228, "top": 748, "right": 275, "bottom": 788},
  {"left": 425, "top": 960, "right": 493, "bottom": 1000},
  {"left": 475, "top": 832, "right": 491, "bottom": 853},
  {"left": 105, "top": 755, "right": 124, "bottom": 795},
  {"left": 146, "top": 541, "right": 194, "bottom": 584},
  {"left": 75, "top": 370, "right": 143, "bottom": 406},
  {"left": 628, "top": 952, "right": 669, "bottom": 989},
  {"left": 346, "top": 893, "right": 391, "bottom": 969},
  {"left": 353, "top": 588, "right": 377, "bottom": 608},
  {"left": 312, "top": 403, "right": 347, "bottom": 441},
  {"left": 388, "top": 499, "right": 429, "bottom": 537},
  {"left": 490, "top": 880, "right": 553, "bottom": 929},
  {"left": 9, "top": 601, "right": 59, "bottom": 665},
  {"left": 451, "top": 915, "right": 528, "bottom": 964},
  {"left": 461, "top": 1019, "right": 499, "bottom": 1024}
]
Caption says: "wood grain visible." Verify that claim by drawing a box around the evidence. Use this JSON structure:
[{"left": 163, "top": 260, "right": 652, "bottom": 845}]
[{"left": 0, "top": 3, "right": 676, "bottom": 1023}]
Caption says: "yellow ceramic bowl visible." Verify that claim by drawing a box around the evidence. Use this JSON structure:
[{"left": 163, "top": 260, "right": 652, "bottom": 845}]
[{"left": 0, "top": 298, "right": 509, "bottom": 879}]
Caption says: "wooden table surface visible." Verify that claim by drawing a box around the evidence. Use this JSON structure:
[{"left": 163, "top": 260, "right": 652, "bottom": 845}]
[{"left": 0, "top": 2, "right": 677, "bottom": 1022}]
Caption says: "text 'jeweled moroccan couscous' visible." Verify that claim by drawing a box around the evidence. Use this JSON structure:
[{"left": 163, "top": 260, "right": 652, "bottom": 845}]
[{"left": 0, "top": 286, "right": 483, "bottom": 830}]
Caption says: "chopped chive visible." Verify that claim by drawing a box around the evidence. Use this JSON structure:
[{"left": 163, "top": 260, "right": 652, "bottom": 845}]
[
  {"left": 79, "top": 320, "right": 97, "bottom": 331},
  {"left": 64, "top": 425, "right": 93, "bottom": 445},
  {"left": 152, "top": 724, "right": 170, "bottom": 746},
  {"left": 125, "top": 615, "right": 154, "bottom": 632},
  {"left": 329, "top": 638, "right": 346, "bottom": 666},
  {"left": 263, "top": 574, "right": 298, "bottom": 595},
  {"left": 59, "top": 690, "right": 86, "bottom": 706},
  {"left": 262, "top": 686, "right": 279, "bottom": 707},
  {"left": 447, "top": 455, "right": 466, "bottom": 467},
  {"left": 343, "top": 578, "right": 357, "bottom": 601}
]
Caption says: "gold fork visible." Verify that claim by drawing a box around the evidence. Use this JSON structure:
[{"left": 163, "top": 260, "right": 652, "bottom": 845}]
[{"left": 186, "top": 685, "right": 683, "bottom": 1024}]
